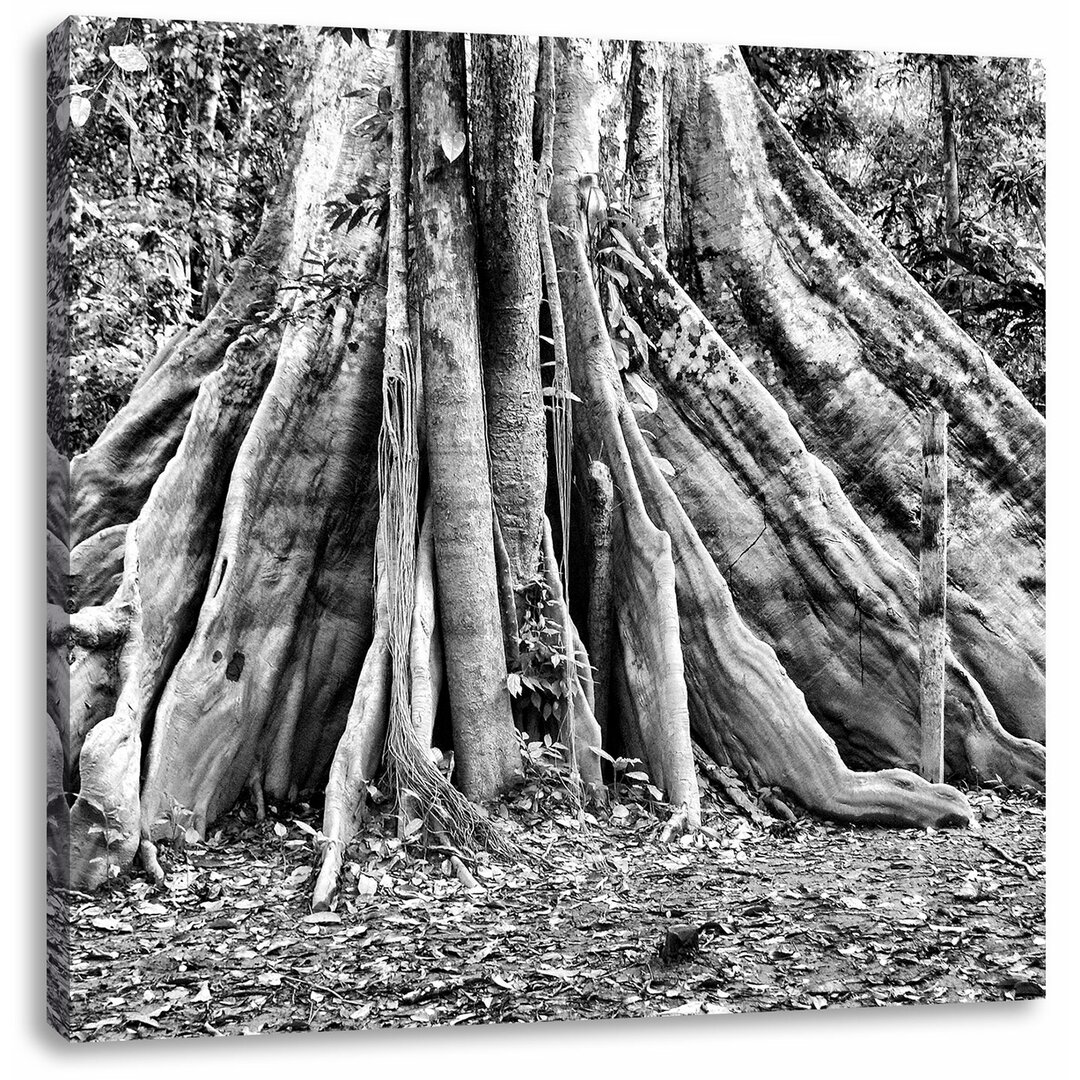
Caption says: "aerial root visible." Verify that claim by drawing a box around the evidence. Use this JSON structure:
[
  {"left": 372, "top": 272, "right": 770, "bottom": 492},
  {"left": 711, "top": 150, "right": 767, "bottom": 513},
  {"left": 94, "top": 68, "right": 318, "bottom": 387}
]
[
  {"left": 431, "top": 832, "right": 482, "bottom": 890},
  {"left": 659, "top": 807, "right": 690, "bottom": 844},
  {"left": 312, "top": 566, "right": 392, "bottom": 911},
  {"left": 248, "top": 764, "right": 266, "bottom": 821},
  {"left": 139, "top": 836, "right": 165, "bottom": 886},
  {"left": 761, "top": 790, "right": 798, "bottom": 823},
  {"left": 540, "top": 516, "right": 604, "bottom": 797}
]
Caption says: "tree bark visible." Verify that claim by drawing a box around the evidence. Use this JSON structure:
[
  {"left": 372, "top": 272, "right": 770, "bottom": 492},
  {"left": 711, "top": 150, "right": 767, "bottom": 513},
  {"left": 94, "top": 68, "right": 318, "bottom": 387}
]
[
  {"left": 53, "top": 31, "right": 1046, "bottom": 896},
  {"left": 672, "top": 45, "right": 1043, "bottom": 746},
  {"left": 471, "top": 35, "right": 546, "bottom": 585},
  {"left": 70, "top": 36, "right": 368, "bottom": 545},
  {"left": 939, "top": 59, "right": 961, "bottom": 251},
  {"left": 66, "top": 39, "right": 391, "bottom": 888},
  {"left": 920, "top": 410, "right": 948, "bottom": 784},
  {"left": 585, "top": 459, "right": 614, "bottom": 742},
  {"left": 550, "top": 38, "right": 700, "bottom": 826},
  {"left": 627, "top": 41, "right": 667, "bottom": 261},
  {"left": 410, "top": 31, "right": 520, "bottom": 802}
]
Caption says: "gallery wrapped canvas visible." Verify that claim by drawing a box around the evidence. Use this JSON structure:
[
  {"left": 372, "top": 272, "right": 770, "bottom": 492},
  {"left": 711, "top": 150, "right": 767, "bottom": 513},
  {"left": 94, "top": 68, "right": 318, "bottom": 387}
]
[{"left": 46, "top": 14, "right": 1045, "bottom": 1041}]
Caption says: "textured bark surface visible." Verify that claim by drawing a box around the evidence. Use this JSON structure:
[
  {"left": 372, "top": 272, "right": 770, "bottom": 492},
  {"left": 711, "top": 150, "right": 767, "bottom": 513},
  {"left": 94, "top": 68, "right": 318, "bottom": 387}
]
[
  {"left": 670, "top": 46, "right": 1044, "bottom": 745},
  {"left": 550, "top": 39, "right": 700, "bottom": 824},
  {"left": 69, "top": 40, "right": 366, "bottom": 545},
  {"left": 52, "top": 33, "right": 1044, "bottom": 900},
  {"left": 618, "top": 224, "right": 1041, "bottom": 791},
  {"left": 69, "top": 321, "right": 282, "bottom": 883},
  {"left": 64, "top": 41, "right": 389, "bottom": 888},
  {"left": 471, "top": 35, "right": 545, "bottom": 584},
  {"left": 409, "top": 499, "right": 444, "bottom": 749},
  {"left": 411, "top": 32, "right": 520, "bottom": 802},
  {"left": 584, "top": 460, "right": 614, "bottom": 741},
  {"left": 138, "top": 253, "right": 385, "bottom": 838},
  {"left": 627, "top": 41, "right": 667, "bottom": 260},
  {"left": 920, "top": 411, "right": 948, "bottom": 783},
  {"left": 313, "top": 561, "right": 391, "bottom": 912}
]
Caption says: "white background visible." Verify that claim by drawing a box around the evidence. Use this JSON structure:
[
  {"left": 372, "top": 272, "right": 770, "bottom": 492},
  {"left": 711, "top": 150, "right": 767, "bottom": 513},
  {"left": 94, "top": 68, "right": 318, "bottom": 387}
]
[{"left": 2, "top": 2, "right": 1075, "bottom": 1076}]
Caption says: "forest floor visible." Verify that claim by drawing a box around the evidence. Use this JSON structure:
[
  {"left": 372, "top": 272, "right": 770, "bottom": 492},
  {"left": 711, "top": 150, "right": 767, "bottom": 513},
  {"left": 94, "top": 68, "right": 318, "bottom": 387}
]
[{"left": 58, "top": 760, "right": 1045, "bottom": 1041}]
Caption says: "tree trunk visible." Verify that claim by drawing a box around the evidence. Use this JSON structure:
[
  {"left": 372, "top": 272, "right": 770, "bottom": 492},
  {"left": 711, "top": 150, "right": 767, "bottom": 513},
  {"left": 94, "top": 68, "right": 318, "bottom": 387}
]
[
  {"left": 939, "top": 59, "right": 961, "bottom": 251},
  {"left": 627, "top": 40, "right": 667, "bottom": 261},
  {"left": 920, "top": 410, "right": 948, "bottom": 784},
  {"left": 470, "top": 35, "right": 546, "bottom": 586},
  {"left": 667, "top": 45, "right": 1043, "bottom": 750},
  {"left": 410, "top": 32, "right": 520, "bottom": 802},
  {"left": 62, "top": 37, "right": 390, "bottom": 887},
  {"left": 51, "top": 31, "right": 1044, "bottom": 896}
]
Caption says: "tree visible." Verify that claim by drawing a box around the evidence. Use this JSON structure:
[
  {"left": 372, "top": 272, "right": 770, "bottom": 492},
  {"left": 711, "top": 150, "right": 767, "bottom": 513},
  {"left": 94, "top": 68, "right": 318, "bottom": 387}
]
[
  {"left": 47, "top": 16, "right": 306, "bottom": 455},
  {"left": 47, "top": 26, "right": 1044, "bottom": 900},
  {"left": 743, "top": 47, "right": 1045, "bottom": 412}
]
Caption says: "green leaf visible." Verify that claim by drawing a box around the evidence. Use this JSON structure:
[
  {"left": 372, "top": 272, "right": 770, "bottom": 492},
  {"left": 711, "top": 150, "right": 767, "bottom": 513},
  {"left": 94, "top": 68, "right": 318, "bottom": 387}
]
[
  {"left": 622, "top": 313, "right": 652, "bottom": 364},
  {"left": 68, "top": 95, "right": 91, "bottom": 128},
  {"left": 106, "top": 90, "right": 140, "bottom": 136},
  {"left": 542, "top": 386, "right": 582, "bottom": 403},
  {"left": 440, "top": 130, "right": 466, "bottom": 164},
  {"left": 607, "top": 244, "right": 652, "bottom": 279},
  {"left": 624, "top": 370, "right": 658, "bottom": 412},
  {"left": 109, "top": 44, "right": 149, "bottom": 73}
]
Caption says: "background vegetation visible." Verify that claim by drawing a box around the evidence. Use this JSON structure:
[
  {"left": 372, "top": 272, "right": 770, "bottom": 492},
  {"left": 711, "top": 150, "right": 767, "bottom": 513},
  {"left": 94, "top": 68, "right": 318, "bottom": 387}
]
[{"left": 49, "top": 21, "right": 1045, "bottom": 454}]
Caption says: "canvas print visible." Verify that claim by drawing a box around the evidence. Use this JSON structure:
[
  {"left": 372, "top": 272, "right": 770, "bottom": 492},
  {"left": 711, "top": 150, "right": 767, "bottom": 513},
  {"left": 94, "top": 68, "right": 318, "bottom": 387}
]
[{"left": 46, "top": 17, "right": 1046, "bottom": 1041}]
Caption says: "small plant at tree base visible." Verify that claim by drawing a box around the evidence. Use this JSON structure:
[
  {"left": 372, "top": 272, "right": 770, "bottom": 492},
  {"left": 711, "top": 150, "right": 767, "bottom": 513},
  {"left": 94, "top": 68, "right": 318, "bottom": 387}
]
[
  {"left": 512, "top": 731, "right": 584, "bottom": 820},
  {"left": 83, "top": 798, "right": 124, "bottom": 884},
  {"left": 505, "top": 575, "right": 574, "bottom": 735},
  {"left": 292, "top": 818, "right": 331, "bottom": 858},
  {"left": 592, "top": 746, "right": 665, "bottom": 812},
  {"left": 157, "top": 795, "right": 201, "bottom": 854}
]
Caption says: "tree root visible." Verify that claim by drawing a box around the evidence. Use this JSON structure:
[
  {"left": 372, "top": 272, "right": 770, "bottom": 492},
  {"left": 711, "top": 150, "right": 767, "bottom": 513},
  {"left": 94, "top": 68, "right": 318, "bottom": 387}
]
[
  {"left": 584, "top": 459, "right": 614, "bottom": 741},
  {"left": 540, "top": 517, "right": 603, "bottom": 796},
  {"left": 659, "top": 807, "right": 689, "bottom": 844},
  {"left": 69, "top": 37, "right": 380, "bottom": 545},
  {"left": 409, "top": 497, "right": 443, "bottom": 748},
  {"left": 548, "top": 214, "right": 700, "bottom": 822},
  {"left": 683, "top": 45, "right": 1044, "bottom": 743},
  {"left": 139, "top": 837, "right": 165, "bottom": 886},
  {"left": 248, "top": 764, "right": 266, "bottom": 822},
  {"left": 617, "top": 221, "right": 1042, "bottom": 794},
  {"left": 692, "top": 744, "right": 771, "bottom": 827},
  {"left": 547, "top": 40, "right": 700, "bottom": 826},
  {"left": 70, "top": 523, "right": 128, "bottom": 608},
  {"left": 619, "top": 379, "right": 973, "bottom": 828},
  {"left": 138, "top": 252, "right": 385, "bottom": 840},
  {"left": 312, "top": 569, "right": 392, "bottom": 912}
]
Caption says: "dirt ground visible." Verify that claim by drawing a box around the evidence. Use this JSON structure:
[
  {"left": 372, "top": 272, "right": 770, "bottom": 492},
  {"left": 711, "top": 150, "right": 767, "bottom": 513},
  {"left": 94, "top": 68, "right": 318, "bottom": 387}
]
[{"left": 55, "top": 764, "right": 1045, "bottom": 1041}]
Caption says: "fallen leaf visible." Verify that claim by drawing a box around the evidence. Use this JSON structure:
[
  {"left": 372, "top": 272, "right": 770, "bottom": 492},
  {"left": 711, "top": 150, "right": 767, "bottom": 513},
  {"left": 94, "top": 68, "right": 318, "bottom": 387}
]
[{"left": 302, "top": 911, "right": 342, "bottom": 925}]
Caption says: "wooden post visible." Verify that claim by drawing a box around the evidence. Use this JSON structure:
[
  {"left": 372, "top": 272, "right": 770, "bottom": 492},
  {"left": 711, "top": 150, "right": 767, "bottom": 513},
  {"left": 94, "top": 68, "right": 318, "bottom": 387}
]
[{"left": 919, "top": 409, "right": 948, "bottom": 784}]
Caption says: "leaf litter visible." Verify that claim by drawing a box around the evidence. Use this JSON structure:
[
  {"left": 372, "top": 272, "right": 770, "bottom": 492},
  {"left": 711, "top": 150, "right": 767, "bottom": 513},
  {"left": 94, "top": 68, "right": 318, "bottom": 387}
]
[{"left": 60, "top": 761, "right": 1044, "bottom": 1040}]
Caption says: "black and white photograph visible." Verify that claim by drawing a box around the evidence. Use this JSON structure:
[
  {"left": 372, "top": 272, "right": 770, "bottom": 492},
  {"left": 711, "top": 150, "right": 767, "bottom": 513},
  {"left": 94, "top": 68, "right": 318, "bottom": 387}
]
[{"left": 34, "top": 1, "right": 1062, "bottom": 1062}]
